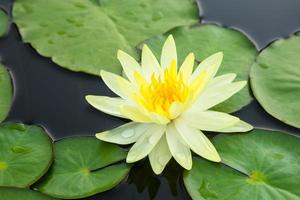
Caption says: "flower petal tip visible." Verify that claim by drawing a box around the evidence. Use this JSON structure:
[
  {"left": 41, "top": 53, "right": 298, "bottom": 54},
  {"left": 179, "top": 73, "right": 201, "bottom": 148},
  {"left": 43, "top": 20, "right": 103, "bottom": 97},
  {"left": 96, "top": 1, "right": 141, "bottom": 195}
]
[
  {"left": 116, "top": 49, "right": 123, "bottom": 57},
  {"left": 126, "top": 156, "right": 136, "bottom": 164},
  {"left": 99, "top": 70, "right": 107, "bottom": 77},
  {"left": 216, "top": 51, "right": 224, "bottom": 57},
  {"left": 214, "top": 155, "right": 222, "bottom": 163},
  {"left": 95, "top": 132, "right": 107, "bottom": 141},
  {"left": 85, "top": 95, "right": 92, "bottom": 102},
  {"left": 153, "top": 169, "right": 163, "bottom": 175}
]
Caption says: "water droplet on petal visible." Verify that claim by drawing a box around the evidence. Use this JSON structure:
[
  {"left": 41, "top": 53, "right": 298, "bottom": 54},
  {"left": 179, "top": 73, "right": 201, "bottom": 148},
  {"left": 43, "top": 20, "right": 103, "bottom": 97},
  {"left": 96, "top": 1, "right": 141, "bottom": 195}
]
[
  {"left": 148, "top": 135, "right": 157, "bottom": 144},
  {"left": 121, "top": 129, "right": 134, "bottom": 138}
]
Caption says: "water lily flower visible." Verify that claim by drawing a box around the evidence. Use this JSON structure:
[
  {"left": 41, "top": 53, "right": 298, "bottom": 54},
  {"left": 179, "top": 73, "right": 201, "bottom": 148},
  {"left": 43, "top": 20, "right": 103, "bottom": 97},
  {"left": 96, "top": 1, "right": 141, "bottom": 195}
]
[{"left": 86, "top": 35, "right": 253, "bottom": 174}]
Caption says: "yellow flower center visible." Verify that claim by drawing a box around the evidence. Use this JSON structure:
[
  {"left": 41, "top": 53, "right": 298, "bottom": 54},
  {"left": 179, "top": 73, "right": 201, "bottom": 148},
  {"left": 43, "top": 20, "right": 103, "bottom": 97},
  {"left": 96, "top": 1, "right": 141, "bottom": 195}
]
[{"left": 133, "top": 60, "right": 207, "bottom": 119}]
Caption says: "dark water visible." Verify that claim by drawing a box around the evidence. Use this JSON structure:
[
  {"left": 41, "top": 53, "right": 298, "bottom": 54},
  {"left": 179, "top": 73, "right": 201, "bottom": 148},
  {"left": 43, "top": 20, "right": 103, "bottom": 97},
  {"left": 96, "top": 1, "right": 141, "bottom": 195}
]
[{"left": 0, "top": 0, "right": 299, "bottom": 199}]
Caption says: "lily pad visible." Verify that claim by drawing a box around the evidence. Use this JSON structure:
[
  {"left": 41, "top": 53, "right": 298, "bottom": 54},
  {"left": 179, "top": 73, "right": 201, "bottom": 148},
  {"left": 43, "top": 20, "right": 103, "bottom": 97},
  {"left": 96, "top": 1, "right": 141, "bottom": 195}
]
[
  {"left": 0, "top": 9, "right": 9, "bottom": 37},
  {"left": 0, "top": 123, "right": 53, "bottom": 187},
  {"left": 146, "top": 24, "right": 257, "bottom": 113},
  {"left": 250, "top": 34, "right": 300, "bottom": 128},
  {"left": 13, "top": 0, "right": 198, "bottom": 75},
  {"left": 35, "top": 137, "right": 131, "bottom": 199},
  {"left": 184, "top": 129, "right": 300, "bottom": 200},
  {"left": 0, "top": 187, "right": 57, "bottom": 200},
  {"left": 0, "top": 63, "right": 13, "bottom": 122}
]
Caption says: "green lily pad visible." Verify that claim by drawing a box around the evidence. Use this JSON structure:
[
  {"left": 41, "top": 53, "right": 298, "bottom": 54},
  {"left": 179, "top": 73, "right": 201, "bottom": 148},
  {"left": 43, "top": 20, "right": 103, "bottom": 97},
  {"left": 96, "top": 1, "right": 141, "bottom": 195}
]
[
  {"left": 0, "top": 64, "right": 13, "bottom": 122},
  {"left": 35, "top": 137, "right": 131, "bottom": 199},
  {"left": 146, "top": 24, "right": 257, "bottom": 113},
  {"left": 250, "top": 34, "right": 300, "bottom": 128},
  {"left": 184, "top": 129, "right": 300, "bottom": 200},
  {"left": 0, "top": 9, "right": 9, "bottom": 37},
  {"left": 13, "top": 0, "right": 198, "bottom": 75},
  {"left": 0, "top": 123, "right": 53, "bottom": 187},
  {"left": 0, "top": 187, "right": 57, "bottom": 200}
]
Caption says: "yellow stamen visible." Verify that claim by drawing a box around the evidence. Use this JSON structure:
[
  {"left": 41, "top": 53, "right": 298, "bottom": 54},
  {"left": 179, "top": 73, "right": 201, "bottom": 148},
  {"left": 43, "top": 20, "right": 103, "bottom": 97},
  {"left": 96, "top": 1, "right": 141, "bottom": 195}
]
[{"left": 133, "top": 59, "right": 208, "bottom": 119}]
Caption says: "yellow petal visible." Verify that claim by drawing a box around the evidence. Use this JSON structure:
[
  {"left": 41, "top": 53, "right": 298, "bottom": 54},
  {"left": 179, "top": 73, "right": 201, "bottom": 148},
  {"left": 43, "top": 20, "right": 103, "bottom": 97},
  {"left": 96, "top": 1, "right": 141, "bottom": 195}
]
[
  {"left": 100, "top": 70, "right": 135, "bottom": 100},
  {"left": 121, "top": 105, "right": 152, "bottom": 123},
  {"left": 85, "top": 95, "right": 126, "bottom": 118},
  {"left": 193, "top": 81, "right": 247, "bottom": 111},
  {"left": 175, "top": 119, "right": 221, "bottom": 162},
  {"left": 169, "top": 101, "right": 184, "bottom": 119},
  {"left": 95, "top": 122, "right": 149, "bottom": 145},
  {"left": 208, "top": 73, "right": 237, "bottom": 89},
  {"left": 141, "top": 44, "right": 160, "bottom": 80},
  {"left": 117, "top": 50, "right": 141, "bottom": 83},
  {"left": 166, "top": 123, "right": 192, "bottom": 170},
  {"left": 149, "top": 134, "right": 172, "bottom": 175},
  {"left": 161, "top": 35, "right": 177, "bottom": 69},
  {"left": 181, "top": 110, "right": 240, "bottom": 132},
  {"left": 217, "top": 120, "right": 253, "bottom": 133},
  {"left": 127, "top": 124, "right": 166, "bottom": 163},
  {"left": 179, "top": 53, "right": 195, "bottom": 82},
  {"left": 148, "top": 112, "right": 170, "bottom": 125},
  {"left": 189, "top": 70, "right": 211, "bottom": 102},
  {"left": 190, "top": 52, "right": 223, "bottom": 82}
]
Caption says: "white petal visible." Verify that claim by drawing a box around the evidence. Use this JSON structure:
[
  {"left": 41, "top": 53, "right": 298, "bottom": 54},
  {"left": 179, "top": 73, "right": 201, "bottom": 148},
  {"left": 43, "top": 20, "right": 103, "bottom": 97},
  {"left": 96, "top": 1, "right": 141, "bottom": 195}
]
[
  {"left": 169, "top": 102, "right": 184, "bottom": 119},
  {"left": 100, "top": 70, "right": 135, "bottom": 100},
  {"left": 127, "top": 124, "right": 166, "bottom": 163},
  {"left": 148, "top": 112, "right": 170, "bottom": 125},
  {"left": 179, "top": 53, "right": 195, "bottom": 81},
  {"left": 117, "top": 50, "right": 141, "bottom": 83},
  {"left": 182, "top": 110, "right": 240, "bottom": 132},
  {"left": 121, "top": 106, "right": 152, "bottom": 123},
  {"left": 217, "top": 120, "right": 253, "bottom": 133},
  {"left": 175, "top": 119, "right": 220, "bottom": 162},
  {"left": 166, "top": 123, "right": 192, "bottom": 170},
  {"left": 193, "top": 81, "right": 247, "bottom": 111},
  {"left": 96, "top": 122, "right": 150, "bottom": 145},
  {"left": 161, "top": 35, "right": 177, "bottom": 69},
  {"left": 85, "top": 95, "right": 127, "bottom": 118},
  {"left": 208, "top": 73, "right": 237, "bottom": 89},
  {"left": 149, "top": 135, "right": 172, "bottom": 175},
  {"left": 141, "top": 44, "right": 160, "bottom": 80},
  {"left": 190, "top": 52, "right": 223, "bottom": 82}
]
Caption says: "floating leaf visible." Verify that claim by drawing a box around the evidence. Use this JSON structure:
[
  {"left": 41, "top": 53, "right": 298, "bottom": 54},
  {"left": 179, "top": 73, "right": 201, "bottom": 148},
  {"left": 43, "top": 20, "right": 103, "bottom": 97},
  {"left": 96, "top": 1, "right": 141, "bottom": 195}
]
[
  {"left": 251, "top": 34, "right": 300, "bottom": 128},
  {"left": 146, "top": 24, "right": 257, "bottom": 113},
  {"left": 0, "top": 187, "right": 57, "bottom": 200},
  {"left": 13, "top": 0, "right": 198, "bottom": 75},
  {"left": 0, "top": 9, "right": 9, "bottom": 37},
  {"left": 0, "top": 123, "right": 53, "bottom": 187},
  {"left": 184, "top": 129, "right": 300, "bottom": 200},
  {"left": 0, "top": 64, "right": 12, "bottom": 122},
  {"left": 35, "top": 137, "right": 131, "bottom": 199}
]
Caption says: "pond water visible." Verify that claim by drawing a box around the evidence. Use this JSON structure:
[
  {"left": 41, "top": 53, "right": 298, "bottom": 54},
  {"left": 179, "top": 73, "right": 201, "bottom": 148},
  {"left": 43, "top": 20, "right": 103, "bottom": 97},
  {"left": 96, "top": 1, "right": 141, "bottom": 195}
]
[{"left": 0, "top": 0, "right": 300, "bottom": 199}]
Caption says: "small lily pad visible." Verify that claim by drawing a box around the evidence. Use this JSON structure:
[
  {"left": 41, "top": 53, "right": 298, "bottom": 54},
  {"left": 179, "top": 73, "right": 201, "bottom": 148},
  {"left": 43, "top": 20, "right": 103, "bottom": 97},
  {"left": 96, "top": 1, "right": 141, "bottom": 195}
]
[
  {"left": 0, "top": 9, "right": 9, "bottom": 37},
  {"left": 146, "top": 24, "right": 257, "bottom": 113},
  {"left": 184, "top": 129, "right": 300, "bottom": 200},
  {"left": 13, "top": 0, "right": 198, "bottom": 75},
  {"left": 0, "top": 63, "right": 13, "bottom": 122},
  {"left": 35, "top": 137, "right": 131, "bottom": 199},
  {"left": 0, "top": 187, "right": 57, "bottom": 200},
  {"left": 0, "top": 123, "right": 53, "bottom": 187},
  {"left": 251, "top": 34, "right": 300, "bottom": 128}
]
